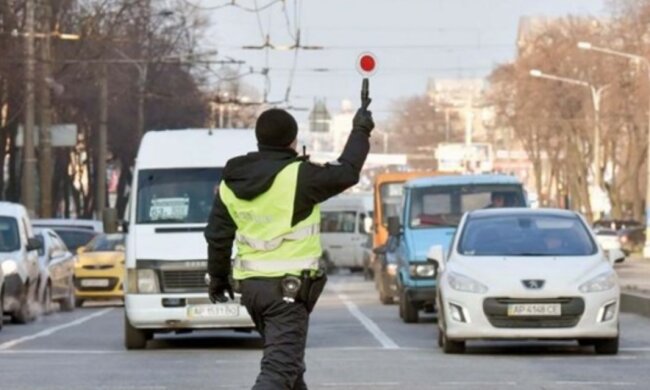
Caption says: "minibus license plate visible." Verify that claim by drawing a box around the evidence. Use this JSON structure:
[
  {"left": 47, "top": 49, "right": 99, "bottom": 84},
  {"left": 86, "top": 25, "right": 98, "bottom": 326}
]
[
  {"left": 507, "top": 304, "right": 561, "bottom": 316},
  {"left": 188, "top": 304, "right": 239, "bottom": 318}
]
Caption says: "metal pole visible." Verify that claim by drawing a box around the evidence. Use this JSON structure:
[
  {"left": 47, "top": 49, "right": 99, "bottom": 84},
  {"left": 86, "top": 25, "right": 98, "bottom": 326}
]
[
  {"left": 136, "top": 64, "right": 147, "bottom": 141},
  {"left": 97, "top": 64, "right": 108, "bottom": 217},
  {"left": 22, "top": 0, "right": 37, "bottom": 215},
  {"left": 38, "top": 0, "right": 53, "bottom": 217},
  {"left": 644, "top": 66, "right": 650, "bottom": 257},
  {"left": 592, "top": 86, "right": 602, "bottom": 191}
]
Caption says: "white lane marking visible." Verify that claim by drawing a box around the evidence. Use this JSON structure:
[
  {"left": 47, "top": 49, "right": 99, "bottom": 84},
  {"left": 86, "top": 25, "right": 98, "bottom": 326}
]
[
  {"left": 441, "top": 382, "right": 517, "bottom": 386},
  {"left": 321, "top": 383, "right": 400, "bottom": 387},
  {"left": 554, "top": 381, "right": 636, "bottom": 386},
  {"left": 0, "top": 308, "right": 114, "bottom": 350},
  {"left": 621, "top": 347, "right": 650, "bottom": 352},
  {"left": 336, "top": 292, "right": 399, "bottom": 350},
  {"left": 0, "top": 349, "right": 123, "bottom": 354}
]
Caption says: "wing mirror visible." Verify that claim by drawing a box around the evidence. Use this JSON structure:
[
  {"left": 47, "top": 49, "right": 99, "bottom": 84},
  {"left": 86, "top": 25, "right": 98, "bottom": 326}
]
[
  {"left": 387, "top": 216, "right": 401, "bottom": 237},
  {"left": 606, "top": 248, "right": 625, "bottom": 265},
  {"left": 427, "top": 245, "right": 446, "bottom": 274},
  {"left": 26, "top": 238, "right": 43, "bottom": 252}
]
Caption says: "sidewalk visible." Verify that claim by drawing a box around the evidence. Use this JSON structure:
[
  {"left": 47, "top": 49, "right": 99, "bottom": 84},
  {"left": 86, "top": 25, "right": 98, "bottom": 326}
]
[
  {"left": 615, "top": 255, "right": 650, "bottom": 318},
  {"left": 616, "top": 255, "right": 650, "bottom": 293}
]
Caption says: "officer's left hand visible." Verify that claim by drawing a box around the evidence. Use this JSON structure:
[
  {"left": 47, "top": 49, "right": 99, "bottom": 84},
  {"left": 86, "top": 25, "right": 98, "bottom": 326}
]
[{"left": 208, "top": 276, "right": 235, "bottom": 303}]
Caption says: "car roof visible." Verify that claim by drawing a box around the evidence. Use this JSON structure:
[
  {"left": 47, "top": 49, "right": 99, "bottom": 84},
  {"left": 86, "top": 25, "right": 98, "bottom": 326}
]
[
  {"left": 49, "top": 226, "right": 100, "bottom": 234},
  {"left": 321, "top": 193, "right": 372, "bottom": 211},
  {"left": 33, "top": 218, "right": 103, "bottom": 232},
  {"left": 136, "top": 129, "right": 257, "bottom": 169},
  {"left": 404, "top": 174, "right": 521, "bottom": 189},
  {"left": 0, "top": 201, "right": 28, "bottom": 219},
  {"left": 467, "top": 208, "right": 579, "bottom": 218}
]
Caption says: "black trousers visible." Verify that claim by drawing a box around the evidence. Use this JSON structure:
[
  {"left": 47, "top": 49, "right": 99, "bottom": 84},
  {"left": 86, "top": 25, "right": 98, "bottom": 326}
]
[{"left": 241, "top": 278, "right": 310, "bottom": 390}]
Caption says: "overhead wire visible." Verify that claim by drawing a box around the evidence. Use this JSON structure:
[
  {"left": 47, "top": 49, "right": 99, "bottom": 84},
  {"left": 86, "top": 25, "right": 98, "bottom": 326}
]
[{"left": 180, "top": 0, "right": 284, "bottom": 12}]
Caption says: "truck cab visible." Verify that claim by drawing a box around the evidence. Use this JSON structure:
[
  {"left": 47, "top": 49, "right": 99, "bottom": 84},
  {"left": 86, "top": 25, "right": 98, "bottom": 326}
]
[
  {"left": 124, "top": 129, "right": 257, "bottom": 349},
  {"left": 390, "top": 174, "right": 527, "bottom": 323}
]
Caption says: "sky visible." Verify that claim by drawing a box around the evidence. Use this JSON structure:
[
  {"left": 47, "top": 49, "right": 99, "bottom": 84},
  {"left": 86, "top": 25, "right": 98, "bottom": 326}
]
[{"left": 194, "top": 0, "right": 607, "bottom": 123}]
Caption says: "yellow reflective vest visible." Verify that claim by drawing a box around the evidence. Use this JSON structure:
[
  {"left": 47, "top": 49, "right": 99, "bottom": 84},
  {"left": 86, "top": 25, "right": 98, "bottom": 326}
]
[{"left": 220, "top": 162, "right": 322, "bottom": 280}]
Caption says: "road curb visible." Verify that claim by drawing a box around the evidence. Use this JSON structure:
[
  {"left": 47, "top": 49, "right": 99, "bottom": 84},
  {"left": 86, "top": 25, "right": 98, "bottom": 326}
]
[{"left": 620, "top": 290, "right": 650, "bottom": 318}]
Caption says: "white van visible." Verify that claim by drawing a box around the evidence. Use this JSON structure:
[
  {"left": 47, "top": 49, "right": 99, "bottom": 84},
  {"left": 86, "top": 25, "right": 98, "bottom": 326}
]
[
  {"left": 320, "top": 194, "right": 372, "bottom": 271},
  {"left": 124, "top": 129, "right": 256, "bottom": 349}
]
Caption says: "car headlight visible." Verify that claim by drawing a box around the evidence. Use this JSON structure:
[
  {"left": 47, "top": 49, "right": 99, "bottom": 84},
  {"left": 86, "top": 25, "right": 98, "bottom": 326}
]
[
  {"left": 409, "top": 263, "right": 436, "bottom": 278},
  {"left": 386, "top": 264, "right": 397, "bottom": 276},
  {"left": 447, "top": 271, "right": 488, "bottom": 294},
  {"left": 579, "top": 271, "right": 617, "bottom": 293},
  {"left": 1, "top": 260, "right": 18, "bottom": 275},
  {"left": 136, "top": 269, "right": 160, "bottom": 294}
]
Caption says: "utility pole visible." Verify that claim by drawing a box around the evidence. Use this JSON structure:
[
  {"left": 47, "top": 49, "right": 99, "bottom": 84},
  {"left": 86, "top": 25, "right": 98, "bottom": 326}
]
[
  {"left": 97, "top": 64, "right": 108, "bottom": 217},
  {"left": 38, "top": 0, "right": 53, "bottom": 217},
  {"left": 22, "top": 0, "right": 37, "bottom": 215}
]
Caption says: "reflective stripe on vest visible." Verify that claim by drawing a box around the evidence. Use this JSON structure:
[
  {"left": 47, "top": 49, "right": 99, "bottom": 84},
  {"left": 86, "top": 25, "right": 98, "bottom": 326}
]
[
  {"left": 234, "top": 257, "right": 319, "bottom": 273},
  {"left": 235, "top": 223, "right": 320, "bottom": 252}
]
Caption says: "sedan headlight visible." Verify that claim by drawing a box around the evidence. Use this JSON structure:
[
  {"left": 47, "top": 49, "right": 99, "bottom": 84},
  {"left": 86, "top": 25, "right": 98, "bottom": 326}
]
[
  {"left": 136, "top": 269, "right": 160, "bottom": 294},
  {"left": 447, "top": 271, "right": 488, "bottom": 294},
  {"left": 579, "top": 271, "right": 617, "bottom": 293},
  {"left": 1, "top": 260, "right": 18, "bottom": 275},
  {"left": 409, "top": 263, "right": 436, "bottom": 278}
]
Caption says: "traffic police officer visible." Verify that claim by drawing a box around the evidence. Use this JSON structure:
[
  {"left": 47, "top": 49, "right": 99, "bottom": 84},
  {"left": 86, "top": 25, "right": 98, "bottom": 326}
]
[{"left": 204, "top": 97, "right": 374, "bottom": 389}]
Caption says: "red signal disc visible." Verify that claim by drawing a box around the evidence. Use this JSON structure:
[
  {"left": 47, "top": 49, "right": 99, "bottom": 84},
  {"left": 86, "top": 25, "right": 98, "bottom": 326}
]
[{"left": 356, "top": 52, "right": 377, "bottom": 76}]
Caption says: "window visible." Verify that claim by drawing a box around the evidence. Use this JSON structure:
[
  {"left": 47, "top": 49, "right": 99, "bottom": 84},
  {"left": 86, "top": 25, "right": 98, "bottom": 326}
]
[
  {"left": 458, "top": 214, "right": 597, "bottom": 256},
  {"left": 380, "top": 182, "right": 405, "bottom": 225},
  {"left": 409, "top": 184, "right": 525, "bottom": 228},
  {"left": 0, "top": 217, "right": 21, "bottom": 252},
  {"left": 136, "top": 168, "right": 222, "bottom": 224},
  {"left": 321, "top": 211, "right": 357, "bottom": 233}
]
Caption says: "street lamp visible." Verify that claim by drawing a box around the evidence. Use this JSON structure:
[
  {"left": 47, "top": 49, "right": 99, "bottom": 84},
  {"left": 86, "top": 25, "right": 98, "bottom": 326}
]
[
  {"left": 578, "top": 41, "right": 650, "bottom": 257},
  {"left": 529, "top": 69, "right": 609, "bottom": 217}
]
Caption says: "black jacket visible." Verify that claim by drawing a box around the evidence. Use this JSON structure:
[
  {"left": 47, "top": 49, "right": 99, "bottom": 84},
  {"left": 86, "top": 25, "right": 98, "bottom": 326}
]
[{"left": 205, "top": 129, "right": 370, "bottom": 278}]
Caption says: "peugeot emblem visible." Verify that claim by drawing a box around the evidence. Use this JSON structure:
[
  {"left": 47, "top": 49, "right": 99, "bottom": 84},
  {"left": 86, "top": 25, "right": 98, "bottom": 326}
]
[{"left": 522, "top": 280, "right": 545, "bottom": 289}]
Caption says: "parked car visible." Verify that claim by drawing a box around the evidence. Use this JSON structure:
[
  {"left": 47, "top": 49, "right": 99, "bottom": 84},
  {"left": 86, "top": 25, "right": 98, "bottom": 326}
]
[
  {"left": 593, "top": 219, "right": 645, "bottom": 256},
  {"left": 74, "top": 233, "right": 126, "bottom": 307},
  {"left": 388, "top": 174, "right": 528, "bottom": 323},
  {"left": 51, "top": 227, "right": 99, "bottom": 253},
  {"left": 0, "top": 202, "right": 42, "bottom": 324},
  {"left": 33, "top": 219, "right": 104, "bottom": 233},
  {"left": 34, "top": 228, "right": 77, "bottom": 313},
  {"left": 435, "top": 208, "right": 623, "bottom": 355},
  {"left": 320, "top": 194, "right": 373, "bottom": 272}
]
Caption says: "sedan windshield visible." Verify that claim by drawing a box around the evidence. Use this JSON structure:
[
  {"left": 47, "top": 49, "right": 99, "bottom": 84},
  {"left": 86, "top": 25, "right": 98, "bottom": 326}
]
[
  {"left": 458, "top": 213, "right": 597, "bottom": 256},
  {"left": 84, "top": 234, "right": 125, "bottom": 252},
  {"left": 56, "top": 230, "right": 98, "bottom": 252}
]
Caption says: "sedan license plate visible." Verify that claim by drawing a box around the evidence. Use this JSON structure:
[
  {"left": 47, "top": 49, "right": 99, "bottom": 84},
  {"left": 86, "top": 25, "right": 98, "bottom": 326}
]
[
  {"left": 81, "top": 278, "right": 109, "bottom": 287},
  {"left": 507, "top": 303, "right": 561, "bottom": 316},
  {"left": 187, "top": 304, "right": 239, "bottom": 318}
]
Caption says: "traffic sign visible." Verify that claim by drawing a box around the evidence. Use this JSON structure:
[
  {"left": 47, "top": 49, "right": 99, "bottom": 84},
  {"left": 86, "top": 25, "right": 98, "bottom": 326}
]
[{"left": 357, "top": 52, "right": 377, "bottom": 76}]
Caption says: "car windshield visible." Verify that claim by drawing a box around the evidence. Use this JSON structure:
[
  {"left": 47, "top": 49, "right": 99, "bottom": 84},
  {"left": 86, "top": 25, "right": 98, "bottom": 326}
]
[
  {"left": 84, "top": 234, "right": 125, "bottom": 252},
  {"left": 55, "top": 230, "right": 98, "bottom": 252},
  {"left": 380, "top": 182, "right": 404, "bottom": 225},
  {"left": 409, "top": 184, "right": 525, "bottom": 228},
  {"left": 458, "top": 213, "right": 597, "bottom": 256},
  {"left": 0, "top": 217, "right": 20, "bottom": 252},
  {"left": 136, "top": 168, "right": 222, "bottom": 224}
]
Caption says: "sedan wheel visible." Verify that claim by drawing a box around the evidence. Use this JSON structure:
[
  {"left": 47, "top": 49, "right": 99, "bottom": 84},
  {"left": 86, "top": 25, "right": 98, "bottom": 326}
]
[
  {"left": 59, "top": 281, "right": 76, "bottom": 312},
  {"left": 441, "top": 330, "right": 465, "bottom": 354},
  {"left": 594, "top": 335, "right": 619, "bottom": 355},
  {"left": 43, "top": 284, "right": 53, "bottom": 315}
]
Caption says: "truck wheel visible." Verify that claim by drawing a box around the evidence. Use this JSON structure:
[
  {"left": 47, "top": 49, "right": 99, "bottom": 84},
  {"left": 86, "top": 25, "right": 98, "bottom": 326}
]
[
  {"left": 594, "top": 336, "right": 619, "bottom": 355},
  {"left": 11, "top": 284, "right": 35, "bottom": 324},
  {"left": 124, "top": 314, "right": 151, "bottom": 350},
  {"left": 400, "top": 290, "right": 419, "bottom": 323}
]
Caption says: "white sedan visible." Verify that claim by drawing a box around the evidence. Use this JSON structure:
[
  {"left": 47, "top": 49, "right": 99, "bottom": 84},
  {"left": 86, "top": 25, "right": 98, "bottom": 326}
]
[{"left": 432, "top": 208, "right": 624, "bottom": 355}]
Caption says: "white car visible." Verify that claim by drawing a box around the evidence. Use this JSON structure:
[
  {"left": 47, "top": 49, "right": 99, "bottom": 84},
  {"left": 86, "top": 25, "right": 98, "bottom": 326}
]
[{"left": 433, "top": 208, "right": 623, "bottom": 355}]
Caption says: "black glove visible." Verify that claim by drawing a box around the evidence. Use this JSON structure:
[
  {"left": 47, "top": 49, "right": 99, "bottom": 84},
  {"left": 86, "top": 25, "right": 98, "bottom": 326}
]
[
  {"left": 353, "top": 97, "right": 374, "bottom": 135},
  {"left": 208, "top": 275, "right": 234, "bottom": 304}
]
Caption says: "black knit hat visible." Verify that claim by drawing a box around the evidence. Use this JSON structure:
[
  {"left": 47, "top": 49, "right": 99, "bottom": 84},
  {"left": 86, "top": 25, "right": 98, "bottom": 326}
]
[{"left": 255, "top": 108, "right": 298, "bottom": 147}]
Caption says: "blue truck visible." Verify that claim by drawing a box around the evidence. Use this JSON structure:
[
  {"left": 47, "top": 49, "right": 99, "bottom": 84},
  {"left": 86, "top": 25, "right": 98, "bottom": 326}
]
[{"left": 387, "top": 174, "right": 528, "bottom": 323}]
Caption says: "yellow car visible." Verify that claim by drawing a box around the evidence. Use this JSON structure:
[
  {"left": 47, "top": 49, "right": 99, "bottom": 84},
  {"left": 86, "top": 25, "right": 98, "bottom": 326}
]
[{"left": 74, "top": 233, "right": 126, "bottom": 306}]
